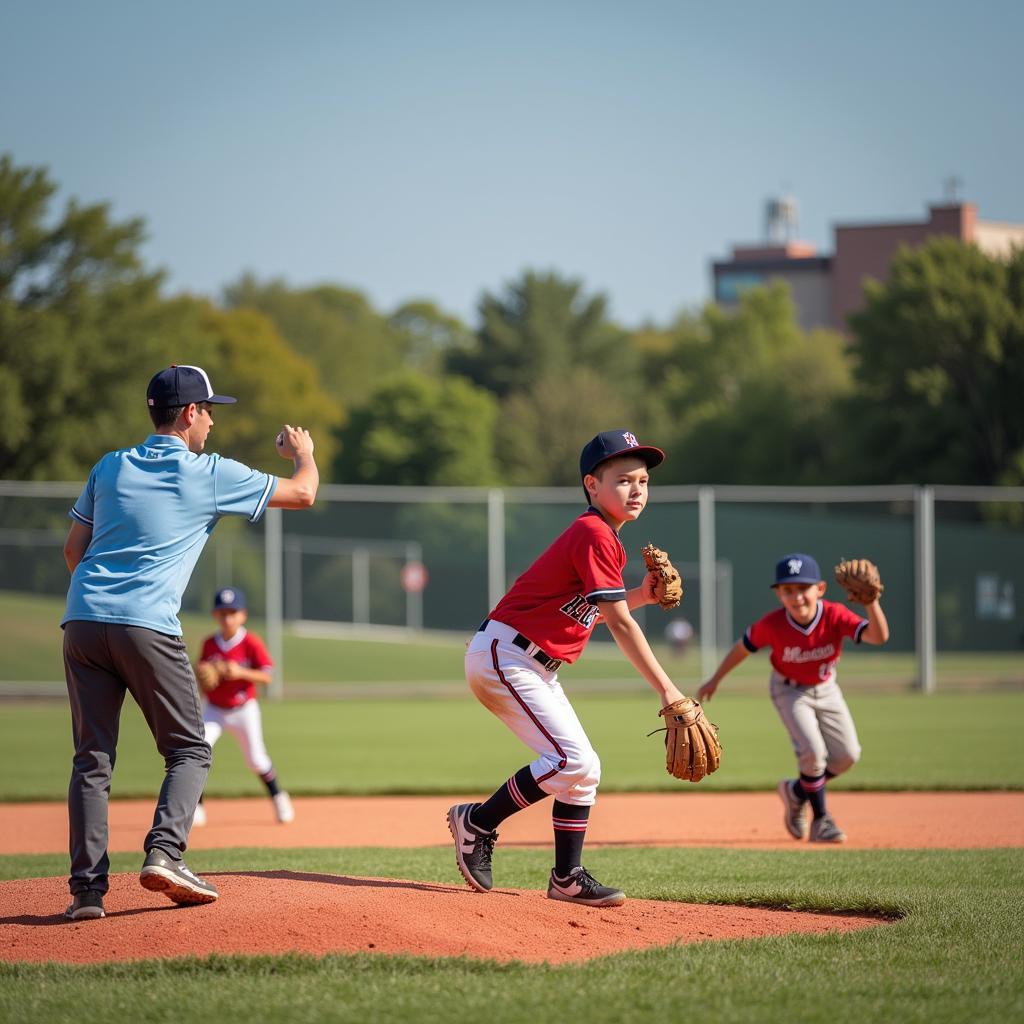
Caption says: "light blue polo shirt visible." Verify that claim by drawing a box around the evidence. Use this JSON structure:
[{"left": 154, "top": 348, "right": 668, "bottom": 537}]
[{"left": 63, "top": 434, "right": 277, "bottom": 635}]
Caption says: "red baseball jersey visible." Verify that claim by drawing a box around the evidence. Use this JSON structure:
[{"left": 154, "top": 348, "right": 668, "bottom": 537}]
[
  {"left": 199, "top": 627, "right": 273, "bottom": 708},
  {"left": 743, "top": 600, "right": 868, "bottom": 685},
  {"left": 488, "top": 508, "right": 627, "bottom": 664}
]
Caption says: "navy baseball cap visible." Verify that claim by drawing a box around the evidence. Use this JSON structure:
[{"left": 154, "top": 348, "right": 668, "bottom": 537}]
[
  {"left": 147, "top": 365, "right": 237, "bottom": 409},
  {"left": 213, "top": 587, "right": 246, "bottom": 610},
  {"left": 580, "top": 430, "right": 665, "bottom": 482},
  {"left": 772, "top": 553, "right": 822, "bottom": 587}
]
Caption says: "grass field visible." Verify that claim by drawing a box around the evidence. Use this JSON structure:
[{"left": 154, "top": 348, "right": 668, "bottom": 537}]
[
  {"left": 3, "top": 691, "right": 1022, "bottom": 800},
  {"left": 2, "top": 845, "right": 1022, "bottom": 1024},
  {"left": 3, "top": 590, "right": 1023, "bottom": 691}
]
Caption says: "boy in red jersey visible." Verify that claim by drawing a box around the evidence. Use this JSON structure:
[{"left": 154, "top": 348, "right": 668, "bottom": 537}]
[
  {"left": 447, "top": 430, "right": 687, "bottom": 907},
  {"left": 193, "top": 587, "right": 293, "bottom": 826},
  {"left": 697, "top": 554, "right": 889, "bottom": 842}
]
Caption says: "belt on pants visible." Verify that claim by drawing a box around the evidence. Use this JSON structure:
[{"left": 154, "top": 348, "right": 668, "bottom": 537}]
[{"left": 477, "top": 619, "right": 563, "bottom": 672}]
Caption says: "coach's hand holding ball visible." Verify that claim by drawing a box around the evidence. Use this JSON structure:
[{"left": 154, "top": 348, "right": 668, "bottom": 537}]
[{"left": 275, "top": 424, "right": 315, "bottom": 460}]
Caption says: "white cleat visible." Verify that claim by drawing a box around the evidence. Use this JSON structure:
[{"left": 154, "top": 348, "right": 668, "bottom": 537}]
[{"left": 273, "top": 791, "right": 295, "bottom": 823}]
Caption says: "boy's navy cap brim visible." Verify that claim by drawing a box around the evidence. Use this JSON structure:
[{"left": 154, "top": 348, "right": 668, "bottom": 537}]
[
  {"left": 770, "top": 577, "right": 821, "bottom": 587},
  {"left": 579, "top": 430, "right": 666, "bottom": 480},
  {"left": 589, "top": 445, "right": 665, "bottom": 474}
]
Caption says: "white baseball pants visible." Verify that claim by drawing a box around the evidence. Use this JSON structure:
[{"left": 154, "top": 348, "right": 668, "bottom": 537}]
[
  {"left": 465, "top": 620, "right": 600, "bottom": 806},
  {"left": 202, "top": 698, "right": 273, "bottom": 776}
]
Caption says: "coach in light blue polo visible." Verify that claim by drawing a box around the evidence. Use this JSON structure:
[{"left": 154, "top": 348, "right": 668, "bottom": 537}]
[
  {"left": 64, "top": 370, "right": 275, "bottom": 635},
  {"left": 61, "top": 364, "right": 320, "bottom": 921}
]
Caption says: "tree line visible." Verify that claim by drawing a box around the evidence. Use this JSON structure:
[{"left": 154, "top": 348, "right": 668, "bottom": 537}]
[{"left": 2, "top": 153, "right": 1022, "bottom": 487}]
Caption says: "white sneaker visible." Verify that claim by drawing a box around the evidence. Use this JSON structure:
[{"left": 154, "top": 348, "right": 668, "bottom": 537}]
[
  {"left": 192, "top": 802, "right": 207, "bottom": 827},
  {"left": 273, "top": 791, "right": 294, "bottom": 823}
]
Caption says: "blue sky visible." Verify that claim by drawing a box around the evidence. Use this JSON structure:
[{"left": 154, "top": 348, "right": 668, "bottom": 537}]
[{"left": 1, "top": 0, "right": 1017, "bottom": 327}]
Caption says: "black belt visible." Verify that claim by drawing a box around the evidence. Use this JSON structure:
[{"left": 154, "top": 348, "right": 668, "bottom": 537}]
[{"left": 478, "top": 619, "right": 563, "bottom": 672}]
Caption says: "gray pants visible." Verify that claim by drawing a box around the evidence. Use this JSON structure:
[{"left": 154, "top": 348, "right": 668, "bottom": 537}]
[
  {"left": 769, "top": 672, "right": 861, "bottom": 778},
  {"left": 63, "top": 620, "right": 211, "bottom": 895}
]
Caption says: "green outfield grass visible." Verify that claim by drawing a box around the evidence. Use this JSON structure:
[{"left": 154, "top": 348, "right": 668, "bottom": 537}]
[
  {"left": 3, "top": 690, "right": 1022, "bottom": 801},
  {"left": 1, "top": 845, "right": 1022, "bottom": 1024},
  {"left": 2, "top": 590, "right": 1024, "bottom": 692}
]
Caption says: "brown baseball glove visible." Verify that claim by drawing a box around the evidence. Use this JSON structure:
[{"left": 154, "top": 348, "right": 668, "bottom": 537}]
[
  {"left": 652, "top": 696, "right": 721, "bottom": 782},
  {"left": 642, "top": 543, "right": 683, "bottom": 610},
  {"left": 834, "top": 557, "right": 884, "bottom": 605},
  {"left": 195, "top": 660, "right": 221, "bottom": 695}
]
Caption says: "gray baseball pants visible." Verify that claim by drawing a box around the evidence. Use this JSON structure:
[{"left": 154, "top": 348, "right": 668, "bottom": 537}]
[
  {"left": 769, "top": 672, "right": 861, "bottom": 778},
  {"left": 63, "top": 620, "right": 211, "bottom": 895}
]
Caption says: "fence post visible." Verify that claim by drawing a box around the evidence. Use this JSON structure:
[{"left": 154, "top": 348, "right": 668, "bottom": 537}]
[
  {"left": 914, "top": 486, "right": 936, "bottom": 694},
  {"left": 698, "top": 486, "right": 717, "bottom": 681},
  {"left": 487, "top": 488, "right": 506, "bottom": 611},
  {"left": 264, "top": 507, "right": 284, "bottom": 700}
]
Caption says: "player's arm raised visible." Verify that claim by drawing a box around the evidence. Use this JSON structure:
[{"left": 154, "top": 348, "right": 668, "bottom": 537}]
[
  {"left": 859, "top": 599, "right": 890, "bottom": 645},
  {"left": 269, "top": 424, "right": 319, "bottom": 509},
  {"left": 695, "top": 639, "right": 750, "bottom": 702},
  {"left": 598, "top": 599, "right": 683, "bottom": 707}
]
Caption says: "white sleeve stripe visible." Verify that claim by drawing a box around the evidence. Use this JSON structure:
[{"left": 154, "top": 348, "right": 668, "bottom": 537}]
[
  {"left": 249, "top": 475, "right": 276, "bottom": 522},
  {"left": 587, "top": 588, "right": 627, "bottom": 602},
  {"left": 70, "top": 507, "right": 93, "bottom": 526},
  {"left": 854, "top": 619, "right": 869, "bottom": 642}
]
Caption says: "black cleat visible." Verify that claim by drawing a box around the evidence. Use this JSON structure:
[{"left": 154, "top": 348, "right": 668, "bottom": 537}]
[
  {"left": 64, "top": 890, "right": 105, "bottom": 920},
  {"left": 547, "top": 866, "right": 626, "bottom": 907},
  {"left": 140, "top": 849, "right": 219, "bottom": 905},
  {"left": 447, "top": 803, "right": 498, "bottom": 893}
]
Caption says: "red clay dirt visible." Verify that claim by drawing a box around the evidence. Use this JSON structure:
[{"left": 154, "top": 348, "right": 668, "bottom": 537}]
[
  {"left": 3, "top": 792, "right": 1022, "bottom": 856},
  {"left": 3, "top": 791, "right": 1020, "bottom": 966},
  {"left": 0, "top": 872, "right": 885, "bottom": 965}
]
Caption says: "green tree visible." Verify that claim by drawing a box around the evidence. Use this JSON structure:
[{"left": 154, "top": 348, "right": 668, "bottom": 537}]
[
  {"left": 447, "top": 270, "right": 639, "bottom": 399},
  {"left": 223, "top": 275, "right": 405, "bottom": 407},
  {"left": 848, "top": 239, "right": 1024, "bottom": 485},
  {"left": 388, "top": 299, "right": 473, "bottom": 375},
  {"left": 335, "top": 370, "right": 499, "bottom": 485},
  {"left": 0, "top": 154, "right": 165, "bottom": 479},
  {"left": 496, "top": 369, "right": 633, "bottom": 485},
  {"left": 147, "top": 297, "right": 344, "bottom": 473},
  {"left": 646, "top": 284, "right": 853, "bottom": 484}
]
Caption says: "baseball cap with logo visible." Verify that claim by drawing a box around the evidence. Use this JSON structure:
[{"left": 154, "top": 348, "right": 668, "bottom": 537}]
[
  {"left": 146, "top": 365, "right": 237, "bottom": 408},
  {"left": 579, "top": 430, "right": 665, "bottom": 502},
  {"left": 771, "top": 553, "right": 822, "bottom": 587},
  {"left": 213, "top": 587, "right": 246, "bottom": 611}
]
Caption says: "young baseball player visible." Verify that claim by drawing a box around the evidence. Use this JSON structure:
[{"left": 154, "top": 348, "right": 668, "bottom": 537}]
[
  {"left": 448, "top": 429, "right": 687, "bottom": 907},
  {"left": 696, "top": 553, "right": 890, "bottom": 842},
  {"left": 193, "top": 587, "right": 294, "bottom": 825}
]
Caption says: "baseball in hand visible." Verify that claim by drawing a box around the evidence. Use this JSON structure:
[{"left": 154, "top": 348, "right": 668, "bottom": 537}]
[{"left": 276, "top": 431, "right": 285, "bottom": 449}]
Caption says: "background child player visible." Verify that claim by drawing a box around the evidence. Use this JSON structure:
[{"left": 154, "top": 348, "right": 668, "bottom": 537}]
[
  {"left": 448, "top": 429, "right": 687, "bottom": 907},
  {"left": 193, "top": 587, "right": 294, "bottom": 825},
  {"left": 696, "top": 553, "right": 889, "bottom": 842}
]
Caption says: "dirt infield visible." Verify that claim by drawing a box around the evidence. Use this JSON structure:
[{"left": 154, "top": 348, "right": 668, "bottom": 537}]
[
  {"left": 3, "top": 791, "right": 1023, "bottom": 856},
  {"left": 4, "top": 791, "right": 1018, "bottom": 966},
  {"left": 0, "top": 872, "right": 888, "bottom": 965}
]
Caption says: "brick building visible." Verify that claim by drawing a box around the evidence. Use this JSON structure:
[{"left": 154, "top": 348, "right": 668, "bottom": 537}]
[{"left": 712, "top": 201, "right": 1024, "bottom": 333}]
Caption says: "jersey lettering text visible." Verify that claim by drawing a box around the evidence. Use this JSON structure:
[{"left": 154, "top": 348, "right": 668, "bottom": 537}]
[{"left": 559, "top": 594, "right": 600, "bottom": 628}]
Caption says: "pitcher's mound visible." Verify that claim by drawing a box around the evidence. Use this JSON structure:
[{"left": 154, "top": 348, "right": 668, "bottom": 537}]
[{"left": 0, "top": 871, "right": 887, "bottom": 965}]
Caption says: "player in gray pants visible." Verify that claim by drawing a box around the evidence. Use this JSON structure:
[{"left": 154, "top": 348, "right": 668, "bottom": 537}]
[
  {"left": 61, "top": 365, "right": 319, "bottom": 920},
  {"left": 697, "top": 553, "right": 889, "bottom": 842}
]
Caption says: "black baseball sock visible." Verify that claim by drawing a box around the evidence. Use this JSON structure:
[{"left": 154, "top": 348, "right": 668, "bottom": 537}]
[
  {"left": 260, "top": 769, "right": 281, "bottom": 797},
  {"left": 470, "top": 766, "right": 547, "bottom": 832},
  {"left": 795, "top": 772, "right": 828, "bottom": 818},
  {"left": 553, "top": 802, "right": 590, "bottom": 877}
]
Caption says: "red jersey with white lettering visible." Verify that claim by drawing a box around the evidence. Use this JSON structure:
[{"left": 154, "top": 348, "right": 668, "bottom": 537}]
[
  {"left": 199, "top": 627, "right": 273, "bottom": 708},
  {"left": 743, "top": 600, "right": 867, "bottom": 685},
  {"left": 488, "top": 508, "right": 627, "bottom": 664}
]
